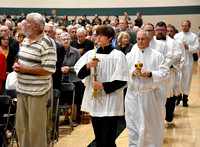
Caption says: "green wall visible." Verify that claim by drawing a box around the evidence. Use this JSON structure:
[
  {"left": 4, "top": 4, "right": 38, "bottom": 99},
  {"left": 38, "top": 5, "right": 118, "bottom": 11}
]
[{"left": 0, "top": 6, "right": 200, "bottom": 16}]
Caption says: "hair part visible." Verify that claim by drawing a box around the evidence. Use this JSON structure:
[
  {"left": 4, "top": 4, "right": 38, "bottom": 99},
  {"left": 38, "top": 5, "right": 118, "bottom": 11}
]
[
  {"left": 117, "top": 31, "right": 130, "bottom": 44},
  {"left": 137, "top": 30, "right": 150, "bottom": 39},
  {"left": 45, "top": 23, "right": 56, "bottom": 32},
  {"left": 60, "top": 32, "right": 71, "bottom": 40},
  {"left": 68, "top": 25, "right": 77, "bottom": 32},
  {"left": 77, "top": 27, "right": 86, "bottom": 35}
]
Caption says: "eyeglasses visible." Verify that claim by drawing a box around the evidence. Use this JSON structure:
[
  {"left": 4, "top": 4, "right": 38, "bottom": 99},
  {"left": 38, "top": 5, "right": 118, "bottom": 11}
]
[
  {"left": 156, "top": 29, "right": 166, "bottom": 32},
  {"left": 2, "top": 39, "right": 9, "bottom": 41},
  {"left": 137, "top": 38, "right": 148, "bottom": 41},
  {"left": 181, "top": 25, "right": 189, "bottom": 27},
  {"left": 44, "top": 30, "right": 53, "bottom": 33},
  {"left": 77, "top": 36, "right": 85, "bottom": 39},
  {"left": 144, "top": 30, "right": 154, "bottom": 32},
  {"left": 61, "top": 38, "right": 70, "bottom": 41}
]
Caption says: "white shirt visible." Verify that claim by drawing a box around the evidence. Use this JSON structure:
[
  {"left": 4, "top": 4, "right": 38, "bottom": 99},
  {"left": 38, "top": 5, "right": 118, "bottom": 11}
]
[{"left": 75, "top": 49, "right": 130, "bottom": 117}]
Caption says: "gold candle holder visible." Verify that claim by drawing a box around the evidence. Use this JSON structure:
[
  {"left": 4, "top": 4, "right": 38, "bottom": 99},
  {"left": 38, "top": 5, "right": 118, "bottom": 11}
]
[{"left": 91, "top": 43, "right": 101, "bottom": 100}]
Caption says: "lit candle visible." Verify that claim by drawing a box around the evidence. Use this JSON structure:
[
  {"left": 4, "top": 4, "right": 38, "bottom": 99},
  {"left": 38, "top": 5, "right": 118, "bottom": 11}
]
[{"left": 94, "top": 42, "right": 97, "bottom": 57}]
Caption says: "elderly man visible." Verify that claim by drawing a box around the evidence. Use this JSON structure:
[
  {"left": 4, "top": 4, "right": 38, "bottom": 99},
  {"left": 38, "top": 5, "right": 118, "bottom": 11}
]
[
  {"left": 5, "top": 20, "right": 13, "bottom": 31},
  {"left": 119, "top": 19, "right": 137, "bottom": 45},
  {"left": 155, "top": 21, "right": 185, "bottom": 122},
  {"left": 44, "top": 23, "right": 65, "bottom": 140},
  {"left": 70, "top": 27, "right": 94, "bottom": 55},
  {"left": 0, "top": 25, "right": 19, "bottom": 51},
  {"left": 13, "top": 12, "right": 56, "bottom": 147},
  {"left": 174, "top": 20, "right": 199, "bottom": 107},
  {"left": 125, "top": 30, "right": 169, "bottom": 147},
  {"left": 68, "top": 25, "right": 77, "bottom": 41},
  {"left": 44, "top": 23, "right": 65, "bottom": 89},
  {"left": 55, "top": 28, "right": 63, "bottom": 42}
]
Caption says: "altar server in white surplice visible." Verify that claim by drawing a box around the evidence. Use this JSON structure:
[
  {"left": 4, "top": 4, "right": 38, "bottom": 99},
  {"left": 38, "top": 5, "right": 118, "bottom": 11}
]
[
  {"left": 75, "top": 25, "right": 130, "bottom": 147},
  {"left": 155, "top": 21, "right": 185, "bottom": 122},
  {"left": 174, "top": 20, "right": 199, "bottom": 107},
  {"left": 167, "top": 24, "right": 186, "bottom": 106},
  {"left": 143, "top": 23, "right": 172, "bottom": 110},
  {"left": 125, "top": 30, "right": 169, "bottom": 147}
]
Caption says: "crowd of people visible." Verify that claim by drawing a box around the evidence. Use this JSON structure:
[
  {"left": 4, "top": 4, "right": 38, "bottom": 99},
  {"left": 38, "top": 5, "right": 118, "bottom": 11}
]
[{"left": 0, "top": 9, "right": 200, "bottom": 147}]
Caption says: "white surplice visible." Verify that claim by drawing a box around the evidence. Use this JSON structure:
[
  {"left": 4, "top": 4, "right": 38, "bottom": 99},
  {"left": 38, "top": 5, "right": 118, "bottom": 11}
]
[
  {"left": 174, "top": 31, "right": 199, "bottom": 95},
  {"left": 74, "top": 49, "right": 130, "bottom": 117},
  {"left": 154, "top": 35, "right": 184, "bottom": 98},
  {"left": 125, "top": 46, "right": 169, "bottom": 147}
]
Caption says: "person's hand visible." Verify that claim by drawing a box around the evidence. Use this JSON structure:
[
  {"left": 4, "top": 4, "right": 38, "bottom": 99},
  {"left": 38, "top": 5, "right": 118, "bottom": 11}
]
[
  {"left": 78, "top": 48, "right": 84, "bottom": 55},
  {"left": 132, "top": 69, "right": 141, "bottom": 76},
  {"left": 13, "top": 62, "right": 20, "bottom": 73},
  {"left": 86, "top": 59, "right": 99, "bottom": 69},
  {"left": 92, "top": 80, "right": 104, "bottom": 90},
  {"left": 61, "top": 66, "right": 70, "bottom": 73},
  {"left": 183, "top": 42, "right": 189, "bottom": 49},
  {"left": 11, "top": 98, "right": 17, "bottom": 105},
  {"left": 17, "top": 62, "right": 27, "bottom": 73},
  {"left": 140, "top": 71, "right": 151, "bottom": 77}
]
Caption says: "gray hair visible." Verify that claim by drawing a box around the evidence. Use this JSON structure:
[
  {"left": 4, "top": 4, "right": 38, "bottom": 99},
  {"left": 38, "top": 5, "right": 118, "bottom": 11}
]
[
  {"left": 27, "top": 12, "right": 45, "bottom": 31},
  {"left": 68, "top": 25, "right": 77, "bottom": 32},
  {"left": 60, "top": 32, "right": 71, "bottom": 40},
  {"left": 137, "top": 30, "right": 150, "bottom": 39},
  {"left": 77, "top": 27, "right": 86, "bottom": 35},
  {"left": 55, "top": 28, "right": 63, "bottom": 34},
  {"left": 45, "top": 23, "right": 56, "bottom": 32},
  {"left": 0, "top": 25, "right": 9, "bottom": 31}
]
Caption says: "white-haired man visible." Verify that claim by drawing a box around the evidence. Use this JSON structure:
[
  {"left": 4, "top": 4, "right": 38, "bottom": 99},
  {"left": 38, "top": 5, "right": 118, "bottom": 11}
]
[
  {"left": 55, "top": 28, "right": 63, "bottom": 42},
  {"left": 70, "top": 27, "right": 94, "bottom": 55},
  {"left": 13, "top": 12, "right": 57, "bottom": 147},
  {"left": 125, "top": 30, "right": 169, "bottom": 146},
  {"left": 44, "top": 23, "right": 65, "bottom": 89}
]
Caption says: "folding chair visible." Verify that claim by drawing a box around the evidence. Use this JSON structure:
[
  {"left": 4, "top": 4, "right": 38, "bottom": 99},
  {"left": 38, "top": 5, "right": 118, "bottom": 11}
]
[
  {"left": 51, "top": 89, "right": 60, "bottom": 146},
  {"left": 5, "top": 89, "right": 19, "bottom": 147},
  {"left": 59, "top": 83, "right": 75, "bottom": 135},
  {"left": 0, "top": 95, "right": 12, "bottom": 147}
]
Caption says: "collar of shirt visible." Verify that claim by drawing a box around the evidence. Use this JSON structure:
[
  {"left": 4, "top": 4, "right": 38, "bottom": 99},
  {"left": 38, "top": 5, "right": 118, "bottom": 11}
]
[
  {"left": 24, "top": 32, "right": 45, "bottom": 45},
  {"left": 97, "top": 45, "right": 114, "bottom": 54}
]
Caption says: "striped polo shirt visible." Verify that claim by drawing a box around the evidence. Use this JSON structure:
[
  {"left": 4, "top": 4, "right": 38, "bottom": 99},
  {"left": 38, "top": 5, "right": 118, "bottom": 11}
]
[{"left": 17, "top": 32, "right": 57, "bottom": 96}]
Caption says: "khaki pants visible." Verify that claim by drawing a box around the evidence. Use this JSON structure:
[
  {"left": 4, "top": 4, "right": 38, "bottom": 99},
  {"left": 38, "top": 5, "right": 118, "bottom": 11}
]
[{"left": 16, "top": 91, "right": 50, "bottom": 147}]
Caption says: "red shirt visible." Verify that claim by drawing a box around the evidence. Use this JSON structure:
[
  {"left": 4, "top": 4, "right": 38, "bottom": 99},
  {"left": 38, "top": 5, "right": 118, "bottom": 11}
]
[{"left": 0, "top": 52, "right": 7, "bottom": 92}]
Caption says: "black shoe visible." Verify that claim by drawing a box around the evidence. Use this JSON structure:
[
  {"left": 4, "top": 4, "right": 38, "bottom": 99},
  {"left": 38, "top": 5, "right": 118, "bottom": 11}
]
[
  {"left": 165, "top": 114, "right": 174, "bottom": 122},
  {"left": 176, "top": 94, "right": 182, "bottom": 105},
  {"left": 182, "top": 94, "right": 189, "bottom": 107},
  {"left": 183, "top": 102, "right": 189, "bottom": 107}
]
